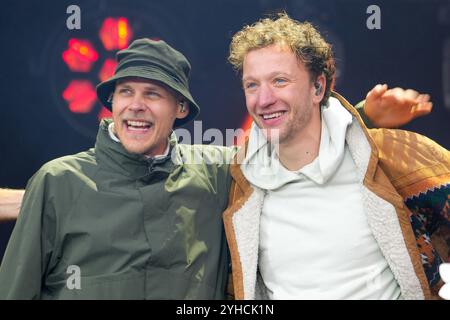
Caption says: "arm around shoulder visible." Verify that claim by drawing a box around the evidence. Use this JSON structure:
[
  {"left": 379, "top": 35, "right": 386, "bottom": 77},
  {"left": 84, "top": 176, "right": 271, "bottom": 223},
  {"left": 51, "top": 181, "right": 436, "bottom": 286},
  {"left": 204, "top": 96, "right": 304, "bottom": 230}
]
[
  {"left": 0, "top": 189, "right": 25, "bottom": 223},
  {"left": 0, "top": 169, "right": 56, "bottom": 299}
]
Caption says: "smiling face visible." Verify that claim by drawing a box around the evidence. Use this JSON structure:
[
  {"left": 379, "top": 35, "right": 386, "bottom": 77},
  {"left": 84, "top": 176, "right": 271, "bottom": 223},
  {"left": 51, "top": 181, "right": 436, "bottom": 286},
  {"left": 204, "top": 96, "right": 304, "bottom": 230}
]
[
  {"left": 242, "top": 44, "right": 323, "bottom": 145},
  {"left": 111, "top": 77, "right": 188, "bottom": 157}
]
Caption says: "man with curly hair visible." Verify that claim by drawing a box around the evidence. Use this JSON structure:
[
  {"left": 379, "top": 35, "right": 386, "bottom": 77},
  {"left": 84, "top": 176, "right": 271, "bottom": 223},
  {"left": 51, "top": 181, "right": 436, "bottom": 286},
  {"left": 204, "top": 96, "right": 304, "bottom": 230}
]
[{"left": 224, "top": 13, "right": 450, "bottom": 300}]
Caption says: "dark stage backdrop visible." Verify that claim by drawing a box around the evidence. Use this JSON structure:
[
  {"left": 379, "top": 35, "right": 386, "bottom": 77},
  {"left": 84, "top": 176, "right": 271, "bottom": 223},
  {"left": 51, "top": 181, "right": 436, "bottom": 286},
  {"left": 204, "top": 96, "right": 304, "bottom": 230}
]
[{"left": 1, "top": 0, "right": 449, "bottom": 261}]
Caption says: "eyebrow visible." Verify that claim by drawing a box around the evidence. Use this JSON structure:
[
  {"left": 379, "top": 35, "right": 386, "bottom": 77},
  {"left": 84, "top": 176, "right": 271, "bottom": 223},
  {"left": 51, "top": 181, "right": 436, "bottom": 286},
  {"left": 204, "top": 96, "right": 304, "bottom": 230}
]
[
  {"left": 116, "top": 83, "right": 162, "bottom": 91},
  {"left": 116, "top": 83, "right": 131, "bottom": 89},
  {"left": 242, "top": 71, "right": 293, "bottom": 83},
  {"left": 241, "top": 76, "right": 254, "bottom": 83}
]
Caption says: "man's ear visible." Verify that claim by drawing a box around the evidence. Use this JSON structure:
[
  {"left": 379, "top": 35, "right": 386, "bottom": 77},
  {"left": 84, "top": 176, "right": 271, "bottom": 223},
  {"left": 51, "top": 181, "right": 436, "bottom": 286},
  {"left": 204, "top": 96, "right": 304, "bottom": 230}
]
[
  {"left": 176, "top": 101, "right": 190, "bottom": 119},
  {"left": 312, "top": 74, "right": 326, "bottom": 105}
]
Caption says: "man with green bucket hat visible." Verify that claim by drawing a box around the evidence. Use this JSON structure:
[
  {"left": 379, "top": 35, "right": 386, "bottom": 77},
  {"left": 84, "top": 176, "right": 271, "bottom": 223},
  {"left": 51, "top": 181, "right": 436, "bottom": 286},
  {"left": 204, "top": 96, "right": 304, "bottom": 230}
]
[
  {"left": 0, "top": 38, "right": 234, "bottom": 299},
  {"left": 0, "top": 37, "right": 433, "bottom": 299}
]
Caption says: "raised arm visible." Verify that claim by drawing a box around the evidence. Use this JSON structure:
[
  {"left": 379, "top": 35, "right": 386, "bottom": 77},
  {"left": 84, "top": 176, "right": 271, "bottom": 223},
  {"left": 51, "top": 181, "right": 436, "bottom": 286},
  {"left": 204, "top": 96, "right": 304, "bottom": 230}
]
[{"left": 357, "top": 84, "right": 433, "bottom": 128}]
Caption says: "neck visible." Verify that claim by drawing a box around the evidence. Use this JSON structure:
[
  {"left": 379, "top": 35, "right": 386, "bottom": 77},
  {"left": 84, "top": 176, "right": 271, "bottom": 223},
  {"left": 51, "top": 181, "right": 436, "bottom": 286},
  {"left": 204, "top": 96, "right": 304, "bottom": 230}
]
[
  {"left": 278, "top": 105, "right": 322, "bottom": 171},
  {"left": 144, "top": 139, "right": 169, "bottom": 158}
]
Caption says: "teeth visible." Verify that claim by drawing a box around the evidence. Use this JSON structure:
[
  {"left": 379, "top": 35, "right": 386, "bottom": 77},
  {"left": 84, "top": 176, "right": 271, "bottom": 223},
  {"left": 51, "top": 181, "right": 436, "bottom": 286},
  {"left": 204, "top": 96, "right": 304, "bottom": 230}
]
[
  {"left": 127, "top": 120, "right": 151, "bottom": 128},
  {"left": 263, "top": 112, "right": 284, "bottom": 120}
]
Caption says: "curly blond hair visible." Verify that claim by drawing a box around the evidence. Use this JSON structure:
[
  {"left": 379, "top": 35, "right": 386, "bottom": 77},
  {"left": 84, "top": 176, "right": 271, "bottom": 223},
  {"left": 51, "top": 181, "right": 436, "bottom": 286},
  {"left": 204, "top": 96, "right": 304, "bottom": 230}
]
[{"left": 229, "top": 13, "right": 336, "bottom": 104}]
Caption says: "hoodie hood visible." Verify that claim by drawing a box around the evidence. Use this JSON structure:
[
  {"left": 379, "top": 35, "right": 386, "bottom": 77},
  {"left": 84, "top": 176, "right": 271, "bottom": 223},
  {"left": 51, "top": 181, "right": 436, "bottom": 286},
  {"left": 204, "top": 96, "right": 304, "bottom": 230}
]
[{"left": 241, "top": 97, "right": 353, "bottom": 190}]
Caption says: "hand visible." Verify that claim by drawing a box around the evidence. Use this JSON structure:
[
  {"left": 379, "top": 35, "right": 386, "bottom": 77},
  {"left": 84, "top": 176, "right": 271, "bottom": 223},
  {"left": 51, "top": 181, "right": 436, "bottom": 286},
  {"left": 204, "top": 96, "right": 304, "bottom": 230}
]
[{"left": 364, "top": 84, "right": 433, "bottom": 128}]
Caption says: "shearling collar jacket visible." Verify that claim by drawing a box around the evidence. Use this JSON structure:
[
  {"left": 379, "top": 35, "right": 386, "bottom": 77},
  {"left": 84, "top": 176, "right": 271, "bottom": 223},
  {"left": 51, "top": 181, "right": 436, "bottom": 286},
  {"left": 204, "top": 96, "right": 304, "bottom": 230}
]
[{"left": 223, "top": 92, "right": 450, "bottom": 300}]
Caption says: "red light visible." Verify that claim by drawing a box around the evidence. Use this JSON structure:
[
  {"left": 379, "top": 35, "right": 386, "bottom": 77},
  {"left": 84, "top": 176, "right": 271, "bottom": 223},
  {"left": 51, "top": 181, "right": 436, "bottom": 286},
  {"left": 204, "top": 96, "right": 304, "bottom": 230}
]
[
  {"left": 98, "top": 106, "right": 113, "bottom": 120},
  {"left": 98, "top": 58, "right": 117, "bottom": 82},
  {"left": 241, "top": 115, "right": 253, "bottom": 132},
  {"left": 234, "top": 115, "right": 253, "bottom": 145},
  {"left": 62, "top": 80, "right": 97, "bottom": 113},
  {"left": 62, "top": 39, "right": 99, "bottom": 72},
  {"left": 99, "top": 17, "right": 133, "bottom": 51},
  {"left": 60, "top": 16, "right": 135, "bottom": 126}
]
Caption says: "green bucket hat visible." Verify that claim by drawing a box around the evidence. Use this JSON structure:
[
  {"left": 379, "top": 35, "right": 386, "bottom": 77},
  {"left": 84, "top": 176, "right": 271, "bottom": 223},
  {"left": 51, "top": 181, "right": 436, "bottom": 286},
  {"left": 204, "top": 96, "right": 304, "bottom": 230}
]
[{"left": 96, "top": 38, "right": 200, "bottom": 128}]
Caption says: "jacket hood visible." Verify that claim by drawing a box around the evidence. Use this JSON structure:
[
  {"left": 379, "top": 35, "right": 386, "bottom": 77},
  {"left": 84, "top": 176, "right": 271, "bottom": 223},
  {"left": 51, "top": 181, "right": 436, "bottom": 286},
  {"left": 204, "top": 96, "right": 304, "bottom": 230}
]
[
  {"left": 95, "top": 119, "right": 180, "bottom": 180},
  {"left": 241, "top": 97, "right": 353, "bottom": 190}
]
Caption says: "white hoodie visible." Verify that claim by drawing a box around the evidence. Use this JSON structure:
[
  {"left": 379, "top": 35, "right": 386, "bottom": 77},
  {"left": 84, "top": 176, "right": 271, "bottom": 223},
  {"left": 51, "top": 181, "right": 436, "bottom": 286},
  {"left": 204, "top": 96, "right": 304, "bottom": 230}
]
[{"left": 241, "top": 97, "right": 401, "bottom": 299}]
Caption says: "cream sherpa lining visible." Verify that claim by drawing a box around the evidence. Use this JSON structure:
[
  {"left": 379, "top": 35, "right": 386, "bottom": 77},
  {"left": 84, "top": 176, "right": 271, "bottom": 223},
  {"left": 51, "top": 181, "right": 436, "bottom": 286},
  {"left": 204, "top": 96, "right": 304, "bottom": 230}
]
[
  {"left": 346, "top": 122, "right": 424, "bottom": 300},
  {"left": 231, "top": 187, "right": 265, "bottom": 300},
  {"left": 230, "top": 119, "right": 425, "bottom": 300}
]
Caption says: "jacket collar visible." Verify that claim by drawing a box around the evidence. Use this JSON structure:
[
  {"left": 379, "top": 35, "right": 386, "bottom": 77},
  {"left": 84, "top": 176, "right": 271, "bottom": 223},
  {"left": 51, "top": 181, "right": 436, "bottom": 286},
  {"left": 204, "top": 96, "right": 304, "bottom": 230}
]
[
  {"left": 331, "top": 92, "right": 380, "bottom": 182},
  {"left": 95, "top": 119, "right": 180, "bottom": 181},
  {"left": 229, "top": 91, "right": 380, "bottom": 191}
]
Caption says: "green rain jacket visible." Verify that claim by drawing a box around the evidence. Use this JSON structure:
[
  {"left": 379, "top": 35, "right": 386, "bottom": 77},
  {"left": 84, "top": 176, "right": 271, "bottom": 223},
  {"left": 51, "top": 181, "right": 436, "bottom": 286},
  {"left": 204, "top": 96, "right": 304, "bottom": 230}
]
[{"left": 0, "top": 119, "right": 235, "bottom": 299}]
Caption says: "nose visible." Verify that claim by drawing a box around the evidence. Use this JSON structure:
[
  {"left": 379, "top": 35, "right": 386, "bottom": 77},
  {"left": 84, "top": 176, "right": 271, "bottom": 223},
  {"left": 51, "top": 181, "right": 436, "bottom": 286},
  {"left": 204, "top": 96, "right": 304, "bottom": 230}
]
[
  {"left": 257, "top": 83, "right": 277, "bottom": 109},
  {"left": 128, "top": 94, "right": 146, "bottom": 112}
]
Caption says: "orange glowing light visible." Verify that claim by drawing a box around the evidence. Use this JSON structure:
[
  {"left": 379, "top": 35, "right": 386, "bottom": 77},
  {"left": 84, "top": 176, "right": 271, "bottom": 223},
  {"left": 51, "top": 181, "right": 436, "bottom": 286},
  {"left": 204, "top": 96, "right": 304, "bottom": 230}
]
[
  {"left": 118, "top": 18, "right": 128, "bottom": 49},
  {"left": 62, "top": 39, "right": 98, "bottom": 72},
  {"left": 234, "top": 115, "right": 253, "bottom": 145},
  {"left": 98, "top": 58, "right": 117, "bottom": 82},
  {"left": 99, "top": 17, "right": 133, "bottom": 51},
  {"left": 62, "top": 16, "right": 135, "bottom": 122},
  {"left": 98, "top": 106, "right": 113, "bottom": 120},
  {"left": 62, "top": 80, "right": 97, "bottom": 113},
  {"left": 241, "top": 115, "right": 253, "bottom": 132}
]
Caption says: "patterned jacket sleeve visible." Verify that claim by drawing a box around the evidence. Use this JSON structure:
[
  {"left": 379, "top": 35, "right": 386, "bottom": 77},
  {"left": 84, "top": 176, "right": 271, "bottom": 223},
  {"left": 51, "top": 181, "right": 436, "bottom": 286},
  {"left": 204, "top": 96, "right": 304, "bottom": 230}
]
[{"left": 370, "top": 128, "right": 450, "bottom": 291}]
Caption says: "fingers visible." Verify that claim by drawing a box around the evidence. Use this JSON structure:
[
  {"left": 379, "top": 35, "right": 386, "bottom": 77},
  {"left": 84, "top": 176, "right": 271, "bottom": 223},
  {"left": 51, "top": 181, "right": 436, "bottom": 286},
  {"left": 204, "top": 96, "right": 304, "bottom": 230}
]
[
  {"left": 387, "top": 87, "right": 406, "bottom": 97},
  {"left": 382, "top": 87, "right": 406, "bottom": 103},
  {"left": 412, "top": 102, "right": 433, "bottom": 117},
  {"left": 384, "top": 87, "right": 432, "bottom": 106},
  {"left": 416, "top": 93, "right": 431, "bottom": 104},
  {"left": 404, "top": 89, "right": 420, "bottom": 102},
  {"left": 367, "top": 83, "right": 388, "bottom": 100}
]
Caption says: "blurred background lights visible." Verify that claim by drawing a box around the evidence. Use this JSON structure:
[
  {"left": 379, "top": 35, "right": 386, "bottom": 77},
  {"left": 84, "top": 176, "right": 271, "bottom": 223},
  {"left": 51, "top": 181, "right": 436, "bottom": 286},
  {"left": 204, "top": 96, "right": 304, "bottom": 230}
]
[{"left": 61, "top": 17, "right": 133, "bottom": 120}]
